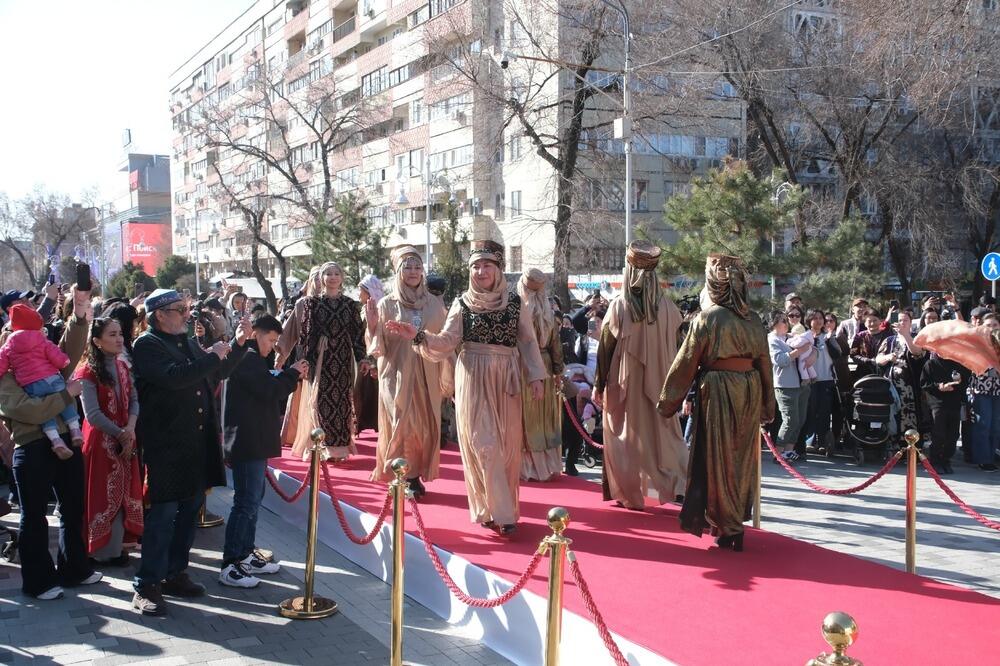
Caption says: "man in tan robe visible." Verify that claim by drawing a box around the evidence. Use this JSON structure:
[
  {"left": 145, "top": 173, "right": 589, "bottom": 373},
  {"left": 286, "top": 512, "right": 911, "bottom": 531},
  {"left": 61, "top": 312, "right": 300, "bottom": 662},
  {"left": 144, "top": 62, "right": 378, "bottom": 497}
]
[{"left": 594, "top": 241, "right": 687, "bottom": 509}]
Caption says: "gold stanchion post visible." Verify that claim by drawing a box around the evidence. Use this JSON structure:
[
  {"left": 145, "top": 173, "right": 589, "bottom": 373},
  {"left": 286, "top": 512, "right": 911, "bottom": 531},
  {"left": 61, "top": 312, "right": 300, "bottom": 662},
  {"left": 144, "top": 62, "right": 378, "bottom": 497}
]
[
  {"left": 197, "top": 491, "right": 224, "bottom": 528},
  {"left": 389, "top": 458, "right": 409, "bottom": 666},
  {"left": 278, "top": 428, "right": 338, "bottom": 619},
  {"left": 542, "top": 507, "right": 571, "bottom": 666},
  {"left": 753, "top": 429, "right": 762, "bottom": 529},
  {"left": 805, "top": 611, "right": 863, "bottom": 666},
  {"left": 904, "top": 428, "right": 920, "bottom": 574}
]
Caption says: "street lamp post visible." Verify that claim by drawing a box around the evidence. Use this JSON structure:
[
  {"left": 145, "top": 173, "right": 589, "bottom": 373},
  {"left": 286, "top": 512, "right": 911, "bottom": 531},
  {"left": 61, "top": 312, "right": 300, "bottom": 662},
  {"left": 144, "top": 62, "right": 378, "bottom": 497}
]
[
  {"left": 601, "top": 0, "right": 632, "bottom": 245},
  {"left": 194, "top": 214, "right": 201, "bottom": 294},
  {"left": 770, "top": 181, "right": 793, "bottom": 301}
]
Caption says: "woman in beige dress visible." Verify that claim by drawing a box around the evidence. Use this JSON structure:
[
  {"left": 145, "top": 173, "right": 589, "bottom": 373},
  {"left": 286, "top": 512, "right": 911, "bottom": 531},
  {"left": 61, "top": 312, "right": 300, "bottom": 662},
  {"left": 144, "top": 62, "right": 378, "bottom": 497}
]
[
  {"left": 388, "top": 240, "right": 545, "bottom": 536},
  {"left": 276, "top": 262, "right": 367, "bottom": 461},
  {"left": 518, "top": 269, "right": 564, "bottom": 481},
  {"left": 365, "top": 246, "right": 449, "bottom": 497}
]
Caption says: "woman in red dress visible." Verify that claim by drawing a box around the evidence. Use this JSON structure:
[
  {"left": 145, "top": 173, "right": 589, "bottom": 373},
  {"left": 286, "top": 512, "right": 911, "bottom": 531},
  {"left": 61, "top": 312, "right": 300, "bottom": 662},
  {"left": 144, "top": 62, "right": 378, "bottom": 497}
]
[{"left": 75, "top": 318, "right": 143, "bottom": 565}]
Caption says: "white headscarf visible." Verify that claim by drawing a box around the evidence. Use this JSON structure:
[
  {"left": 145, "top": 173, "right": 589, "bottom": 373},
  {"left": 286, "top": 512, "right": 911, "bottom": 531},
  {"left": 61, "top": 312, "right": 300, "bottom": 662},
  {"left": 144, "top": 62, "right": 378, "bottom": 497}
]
[{"left": 359, "top": 274, "right": 385, "bottom": 304}]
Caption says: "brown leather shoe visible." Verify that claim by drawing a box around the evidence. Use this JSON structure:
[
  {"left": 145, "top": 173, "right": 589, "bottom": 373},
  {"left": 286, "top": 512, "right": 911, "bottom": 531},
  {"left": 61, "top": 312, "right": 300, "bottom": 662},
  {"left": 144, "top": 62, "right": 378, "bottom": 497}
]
[
  {"left": 133, "top": 583, "right": 167, "bottom": 615},
  {"left": 162, "top": 572, "right": 205, "bottom": 598}
]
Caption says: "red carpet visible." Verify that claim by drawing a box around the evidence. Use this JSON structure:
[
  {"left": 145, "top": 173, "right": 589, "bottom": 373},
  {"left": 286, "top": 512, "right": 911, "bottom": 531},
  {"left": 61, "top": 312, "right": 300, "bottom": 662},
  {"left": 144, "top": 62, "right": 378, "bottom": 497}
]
[{"left": 271, "top": 432, "right": 999, "bottom": 664}]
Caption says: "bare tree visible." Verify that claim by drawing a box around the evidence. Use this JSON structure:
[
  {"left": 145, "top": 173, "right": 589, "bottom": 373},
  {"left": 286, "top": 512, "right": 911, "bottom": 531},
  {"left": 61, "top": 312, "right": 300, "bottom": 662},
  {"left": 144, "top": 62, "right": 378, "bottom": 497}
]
[
  {"left": 19, "top": 188, "right": 97, "bottom": 288},
  {"left": 0, "top": 192, "right": 39, "bottom": 287},
  {"left": 665, "top": 0, "right": 1000, "bottom": 292},
  {"left": 426, "top": 0, "right": 688, "bottom": 305},
  {"left": 183, "top": 43, "right": 372, "bottom": 304}
]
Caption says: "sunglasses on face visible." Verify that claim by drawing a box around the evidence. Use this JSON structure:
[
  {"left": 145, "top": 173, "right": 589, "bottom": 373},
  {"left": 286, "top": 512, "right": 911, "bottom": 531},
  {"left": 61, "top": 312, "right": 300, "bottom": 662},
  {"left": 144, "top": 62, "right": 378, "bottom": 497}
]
[{"left": 786, "top": 313, "right": 801, "bottom": 319}]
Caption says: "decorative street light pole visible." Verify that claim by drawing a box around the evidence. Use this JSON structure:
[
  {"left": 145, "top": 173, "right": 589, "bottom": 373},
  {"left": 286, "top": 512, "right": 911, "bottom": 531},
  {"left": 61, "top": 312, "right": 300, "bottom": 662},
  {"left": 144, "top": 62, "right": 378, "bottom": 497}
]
[{"left": 600, "top": 0, "right": 633, "bottom": 244}]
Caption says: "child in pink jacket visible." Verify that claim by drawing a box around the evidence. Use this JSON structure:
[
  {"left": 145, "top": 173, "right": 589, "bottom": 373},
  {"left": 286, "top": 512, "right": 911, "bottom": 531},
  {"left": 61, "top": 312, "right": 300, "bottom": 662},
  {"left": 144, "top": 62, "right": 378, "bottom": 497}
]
[{"left": 0, "top": 304, "right": 81, "bottom": 459}]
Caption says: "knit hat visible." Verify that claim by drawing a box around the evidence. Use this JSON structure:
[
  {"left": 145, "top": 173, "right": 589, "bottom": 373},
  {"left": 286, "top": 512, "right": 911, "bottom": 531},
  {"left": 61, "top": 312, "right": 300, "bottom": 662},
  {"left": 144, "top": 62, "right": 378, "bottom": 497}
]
[
  {"left": 9, "top": 303, "right": 43, "bottom": 331},
  {"left": 144, "top": 289, "right": 183, "bottom": 312}
]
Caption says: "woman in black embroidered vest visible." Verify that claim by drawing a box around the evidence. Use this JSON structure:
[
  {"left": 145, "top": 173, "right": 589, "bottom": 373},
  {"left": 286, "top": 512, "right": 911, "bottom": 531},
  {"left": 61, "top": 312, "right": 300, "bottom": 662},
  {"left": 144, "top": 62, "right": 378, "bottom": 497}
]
[
  {"left": 388, "top": 240, "right": 546, "bottom": 536},
  {"left": 276, "top": 262, "right": 366, "bottom": 461}
]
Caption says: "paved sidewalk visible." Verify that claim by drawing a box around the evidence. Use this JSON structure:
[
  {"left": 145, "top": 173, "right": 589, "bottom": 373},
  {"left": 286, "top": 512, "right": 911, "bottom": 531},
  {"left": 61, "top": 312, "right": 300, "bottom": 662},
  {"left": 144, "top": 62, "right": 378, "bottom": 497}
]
[{"left": 0, "top": 484, "right": 512, "bottom": 665}]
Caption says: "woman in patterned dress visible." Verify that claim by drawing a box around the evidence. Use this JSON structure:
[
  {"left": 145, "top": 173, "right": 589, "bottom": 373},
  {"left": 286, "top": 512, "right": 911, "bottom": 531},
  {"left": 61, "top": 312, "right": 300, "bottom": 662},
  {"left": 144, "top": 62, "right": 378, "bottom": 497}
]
[
  {"left": 276, "top": 262, "right": 366, "bottom": 461},
  {"left": 388, "top": 241, "right": 545, "bottom": 536},
  {"left": 75, "top": 318, "right": 143, "bottom": 564}
]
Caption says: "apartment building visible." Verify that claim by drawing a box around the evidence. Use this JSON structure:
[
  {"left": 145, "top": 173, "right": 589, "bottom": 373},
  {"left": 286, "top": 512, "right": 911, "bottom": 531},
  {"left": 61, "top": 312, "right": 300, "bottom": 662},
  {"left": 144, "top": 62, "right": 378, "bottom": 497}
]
[{"left": 168, "top": 0, "right": 743, "bottom": 279}]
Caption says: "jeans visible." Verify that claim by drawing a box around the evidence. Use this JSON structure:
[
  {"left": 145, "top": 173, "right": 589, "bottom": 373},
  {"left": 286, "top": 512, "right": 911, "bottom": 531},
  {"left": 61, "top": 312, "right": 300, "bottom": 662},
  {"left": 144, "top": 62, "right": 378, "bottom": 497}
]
[
  {"left": 775, "top": 385, "right": 811, "bottom": 448},
  {"left": 798, "top": 381, "right": 835, "bottom": 455},
  {"left": 222, "top": 459, "right": 266, "bottom": 567},
  {"left": 134, "top": 494, "right": 204, "bottom": 589},
  {"left": 970, "top": 394, "right": 1000, "bottom": 465},
  {"left": 23, "top": 374, "right": 79, "bottom": 435},
  {"left": 12, "top": 437, "right": 93, "bottom": 596}
]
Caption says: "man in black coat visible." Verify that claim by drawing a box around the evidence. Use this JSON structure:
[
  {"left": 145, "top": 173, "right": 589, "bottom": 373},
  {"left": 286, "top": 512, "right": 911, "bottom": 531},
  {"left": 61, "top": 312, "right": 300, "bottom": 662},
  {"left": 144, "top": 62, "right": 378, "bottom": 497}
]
[
  {"left": 920, "top": 353, "right": 972, "bottom": 475},
  {"left": 131, "top": 289, "right": 250, "bottom": 615},
  {"left": 219, "top": 314, "right": 306, "bottom": 588}
]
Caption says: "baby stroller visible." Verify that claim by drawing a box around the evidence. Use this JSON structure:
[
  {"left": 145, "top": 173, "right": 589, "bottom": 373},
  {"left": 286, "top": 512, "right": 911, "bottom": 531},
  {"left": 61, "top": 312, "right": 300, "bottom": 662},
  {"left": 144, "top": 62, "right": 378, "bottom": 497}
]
[{"left": 846, "top": 375, "right": 895, "bottom": 465}]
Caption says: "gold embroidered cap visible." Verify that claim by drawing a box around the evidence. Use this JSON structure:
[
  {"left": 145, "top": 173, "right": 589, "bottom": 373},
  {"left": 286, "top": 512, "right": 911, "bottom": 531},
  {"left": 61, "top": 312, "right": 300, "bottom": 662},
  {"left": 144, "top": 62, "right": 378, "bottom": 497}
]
[
  {"left": 468, "top": 239, "right": 505, "bottom": 268},
  {"left": 391, "top": 245, "right": 422, "bottom": 270},
  {"left": 626, "top": 240, "right": 661, "bottom": 270}
]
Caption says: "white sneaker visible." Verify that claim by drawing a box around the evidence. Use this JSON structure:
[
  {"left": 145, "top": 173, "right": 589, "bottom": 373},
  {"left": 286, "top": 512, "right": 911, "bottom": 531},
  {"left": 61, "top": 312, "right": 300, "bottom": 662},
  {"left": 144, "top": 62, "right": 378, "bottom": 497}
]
[
  {"left": 80, "top": 572, "right": 103, "bottom": 585},
  {"left": 219, "top": 563, "right": 260, "bottom": 588},
  {"left": 37, "top": 586, "right": 64, "bottom": 600},
  {"left": 241, "top": 552, "right": 280, "bottom": 575}
]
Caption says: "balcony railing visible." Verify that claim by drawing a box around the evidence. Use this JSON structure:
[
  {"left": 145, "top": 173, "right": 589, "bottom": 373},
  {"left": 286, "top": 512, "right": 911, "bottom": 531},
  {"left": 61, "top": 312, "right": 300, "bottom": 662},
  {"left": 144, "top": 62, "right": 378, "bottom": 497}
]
[{"left": 331, "top": 16, "right": 356, "bottom": 45}]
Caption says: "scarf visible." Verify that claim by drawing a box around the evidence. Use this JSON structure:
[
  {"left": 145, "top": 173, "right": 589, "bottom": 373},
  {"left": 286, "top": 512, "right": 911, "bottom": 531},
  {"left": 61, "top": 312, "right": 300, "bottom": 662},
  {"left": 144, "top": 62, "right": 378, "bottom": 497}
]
[
  {"left": 463, "top": 265, "right": 509, "bottom": 313},
  {"left": 517, "top": 268, "right": 553, "bottom": 343},
  {"left": 359, "top": 274, "right": 385, "bottom": 304},
  {"left": 392, "top": 250, "right": 428, "bottom": 310},
  {"left": 705, "top": 253, "right": 751, "bottom": 320}
]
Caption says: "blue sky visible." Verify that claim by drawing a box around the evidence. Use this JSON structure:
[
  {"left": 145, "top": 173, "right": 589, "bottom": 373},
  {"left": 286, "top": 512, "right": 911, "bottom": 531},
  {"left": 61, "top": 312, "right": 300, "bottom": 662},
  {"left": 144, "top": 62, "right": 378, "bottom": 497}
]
[{"left": 0, "top": 0, "right": 253, "bottom": 203}]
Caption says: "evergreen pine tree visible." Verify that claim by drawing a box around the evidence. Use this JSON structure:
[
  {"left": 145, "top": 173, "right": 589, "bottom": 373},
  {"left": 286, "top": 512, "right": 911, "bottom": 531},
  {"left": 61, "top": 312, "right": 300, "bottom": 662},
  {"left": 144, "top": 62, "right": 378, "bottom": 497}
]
[
  {"left": 309, "top": 193, "right": 388, "bottom": 287},
  {"left": 434, "top": 200, "right": 468, "bottom": 303}
]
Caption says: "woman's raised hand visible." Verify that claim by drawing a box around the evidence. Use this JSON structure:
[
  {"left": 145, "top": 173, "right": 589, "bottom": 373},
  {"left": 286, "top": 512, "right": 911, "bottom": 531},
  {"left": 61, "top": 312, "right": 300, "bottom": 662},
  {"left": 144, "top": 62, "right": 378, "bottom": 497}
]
[
  {"left": 385, "top": 320, "right": 418, "bottom": 340},
  {"left": 365, "top": 299, "right": 378, "bottom": 336}
]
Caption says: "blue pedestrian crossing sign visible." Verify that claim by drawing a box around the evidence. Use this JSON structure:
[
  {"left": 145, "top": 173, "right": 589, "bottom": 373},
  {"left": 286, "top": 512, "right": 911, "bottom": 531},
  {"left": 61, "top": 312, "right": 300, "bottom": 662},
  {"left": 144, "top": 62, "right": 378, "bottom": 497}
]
[{"left": 983, "top": 253, "right": 1000, "bottom": 281}]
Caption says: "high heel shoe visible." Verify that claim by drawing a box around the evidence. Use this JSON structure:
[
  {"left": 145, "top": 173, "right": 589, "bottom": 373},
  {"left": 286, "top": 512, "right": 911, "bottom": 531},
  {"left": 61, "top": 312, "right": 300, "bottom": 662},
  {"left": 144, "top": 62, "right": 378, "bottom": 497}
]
[{"left": 715, "top": 532, "right": 745, "bottom": 552}]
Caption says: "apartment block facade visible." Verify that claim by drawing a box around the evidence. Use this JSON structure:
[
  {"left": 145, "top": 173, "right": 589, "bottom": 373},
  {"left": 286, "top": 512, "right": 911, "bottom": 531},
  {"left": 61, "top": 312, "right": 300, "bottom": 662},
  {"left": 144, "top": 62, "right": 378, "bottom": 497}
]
[{"left": 168, "top": 0, "right": 742, "bottom": 280}]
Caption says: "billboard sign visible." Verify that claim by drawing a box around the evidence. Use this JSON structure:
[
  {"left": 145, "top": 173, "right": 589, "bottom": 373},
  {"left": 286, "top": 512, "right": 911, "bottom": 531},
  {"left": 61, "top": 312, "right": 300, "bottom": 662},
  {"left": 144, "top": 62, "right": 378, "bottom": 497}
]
[{"left": 123, "top": 222, "right": 172, "bottom": 276}]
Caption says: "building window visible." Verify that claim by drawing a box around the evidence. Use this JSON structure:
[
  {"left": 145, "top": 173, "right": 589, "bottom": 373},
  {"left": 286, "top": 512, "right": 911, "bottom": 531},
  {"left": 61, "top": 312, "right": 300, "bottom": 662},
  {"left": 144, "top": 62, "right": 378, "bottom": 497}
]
[
  {"left": 509, "top": 135, "right": 522, "bottom": 160},
  {"left": 410, "top": 99, "right": 423, "bottom": 125},
  {"left": 632, "top": 180, "right": 648, "bottom": 212},
  {"left": 494, "top": 192, "right": 505, "bottom": 219},
  {"left": 511, "top": 190, "right": 522, "bottom": 216},
  {"left": 361, "top": 66, "right": 388, "bottom": 97}
]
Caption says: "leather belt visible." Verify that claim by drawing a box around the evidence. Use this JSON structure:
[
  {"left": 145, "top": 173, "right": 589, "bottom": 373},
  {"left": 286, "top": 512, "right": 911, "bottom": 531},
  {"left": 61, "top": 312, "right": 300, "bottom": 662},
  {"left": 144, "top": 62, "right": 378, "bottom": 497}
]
[{"left": 707, "top": 357, "right": 754, "bottom": 372}]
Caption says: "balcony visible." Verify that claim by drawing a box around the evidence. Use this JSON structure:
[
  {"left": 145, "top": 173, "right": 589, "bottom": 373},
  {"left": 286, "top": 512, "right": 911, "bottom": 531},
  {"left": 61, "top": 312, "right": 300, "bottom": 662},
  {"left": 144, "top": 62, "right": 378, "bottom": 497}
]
[{"left": 331, "top": 16, "right": 356, "bottom": 45}]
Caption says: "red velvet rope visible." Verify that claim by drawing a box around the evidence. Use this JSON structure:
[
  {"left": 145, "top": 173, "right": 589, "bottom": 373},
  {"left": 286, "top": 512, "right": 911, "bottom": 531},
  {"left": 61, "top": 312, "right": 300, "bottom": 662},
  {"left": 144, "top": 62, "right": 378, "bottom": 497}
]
[
  {"left": 265, "top": 467, "right": 311, "bottom": 504},
  {"left": 407, "top": 496, "right": 544, "bottom": 608},
  {"left": 562, "top": 399, "right": 603, "bottom": 449},
  {"left": 567, "top": 553, "right": 629, "bottom": 666},
  {"left": 919, "top": 458, "right": 1000, "bottom": 532},
  {"left": 320, "top": 462, "right": 393, "bottom": 545},
  {"left": 762, "top": 430, "right": 903, "bottom": 495}
]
